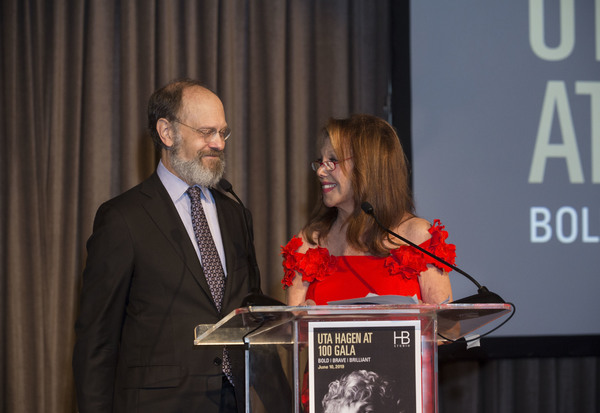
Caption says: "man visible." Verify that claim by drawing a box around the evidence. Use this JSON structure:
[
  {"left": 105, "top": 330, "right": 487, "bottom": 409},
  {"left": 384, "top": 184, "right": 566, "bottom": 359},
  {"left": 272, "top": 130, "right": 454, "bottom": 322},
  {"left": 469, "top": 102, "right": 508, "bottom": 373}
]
[{"left": 73, "top": 79, "right": 260, "bottom": 412}]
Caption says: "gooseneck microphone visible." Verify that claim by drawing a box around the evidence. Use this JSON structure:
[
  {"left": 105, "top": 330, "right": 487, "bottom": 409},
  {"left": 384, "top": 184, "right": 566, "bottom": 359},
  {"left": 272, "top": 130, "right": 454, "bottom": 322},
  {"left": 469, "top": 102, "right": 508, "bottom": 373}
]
[
  {"left": 219, "top": 179, "right": 252, "bottom": 241},
  {"left": 360, "top": 202, "right": 504, "bottom": 304},
  {"left": 219, "top": 179, "right": 285, "bottom": 307},
  {"left": 218, "top": 178, "right": 260, "bottom": 281}
]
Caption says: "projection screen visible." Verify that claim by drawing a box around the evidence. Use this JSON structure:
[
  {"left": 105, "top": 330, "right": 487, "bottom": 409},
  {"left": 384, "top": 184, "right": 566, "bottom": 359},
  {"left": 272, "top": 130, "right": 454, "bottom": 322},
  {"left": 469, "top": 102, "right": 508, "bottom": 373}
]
[{"left": 410, "top": 0, "right": 600, "bottom": 336}]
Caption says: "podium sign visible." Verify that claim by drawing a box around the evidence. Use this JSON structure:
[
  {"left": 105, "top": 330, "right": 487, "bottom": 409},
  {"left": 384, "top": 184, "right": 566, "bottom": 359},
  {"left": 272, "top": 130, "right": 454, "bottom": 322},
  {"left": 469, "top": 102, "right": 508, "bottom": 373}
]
[
  {"left": 308, "top": 319, "right": 422, "bottom": 412},
  {"left": 195, "top": 303, "right": 511, "bottom": 413}
]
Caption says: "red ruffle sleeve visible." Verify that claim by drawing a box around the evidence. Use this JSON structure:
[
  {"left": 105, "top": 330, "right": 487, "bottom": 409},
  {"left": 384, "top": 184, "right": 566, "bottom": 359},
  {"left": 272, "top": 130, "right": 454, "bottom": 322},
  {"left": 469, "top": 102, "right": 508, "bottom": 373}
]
[
  {"left": 280, "top": 236, "right": 336, "bottom": 288},
  {"left": 421, "top": 219, "right": 456, "bottom": 272},
  {"left": 280, "top": 236, "right": 303, "bottom": 288},
  {"left": 385, "top": 219, "right": 456, "bottom": 278}
]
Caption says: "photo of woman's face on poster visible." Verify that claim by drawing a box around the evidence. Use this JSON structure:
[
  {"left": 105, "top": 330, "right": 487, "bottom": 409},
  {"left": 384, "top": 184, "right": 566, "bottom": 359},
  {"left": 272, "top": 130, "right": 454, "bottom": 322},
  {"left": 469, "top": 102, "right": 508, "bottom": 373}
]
[
  {"left": 321, "top": 370, "right": 403, "bottom": 413},
  {"left": 309, "top": 320, "right": 421, "bottom": 413}
]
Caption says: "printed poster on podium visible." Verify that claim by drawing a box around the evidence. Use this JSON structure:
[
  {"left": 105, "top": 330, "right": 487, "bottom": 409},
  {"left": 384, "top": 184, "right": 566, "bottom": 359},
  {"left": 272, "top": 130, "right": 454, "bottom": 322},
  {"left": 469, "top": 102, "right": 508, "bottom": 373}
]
[{"left": 308, "top": 320, "right": 422, "bottom": 413}]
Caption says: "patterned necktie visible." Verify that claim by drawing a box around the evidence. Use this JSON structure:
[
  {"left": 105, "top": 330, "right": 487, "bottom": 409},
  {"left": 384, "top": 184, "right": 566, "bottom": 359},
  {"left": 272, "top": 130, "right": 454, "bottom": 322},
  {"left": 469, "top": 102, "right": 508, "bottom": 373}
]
[
  {"left": 187, "top": 186, "right": 226, "bottom": 309},
  {"left": 187, "top": 186, "right": 233, "bottom": 384}
]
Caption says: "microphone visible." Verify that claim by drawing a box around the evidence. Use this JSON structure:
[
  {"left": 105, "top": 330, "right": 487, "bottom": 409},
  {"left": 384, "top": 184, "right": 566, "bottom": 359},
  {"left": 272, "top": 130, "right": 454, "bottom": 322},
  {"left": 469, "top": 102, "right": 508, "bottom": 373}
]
[
  {"left": 219, "top": 178, "right": 260, "bottom": 283},
  {"left": 360, "top": 202, "right": 504, "bottom": 304},
  {"left": 218, "top": 179, "right": 253, "bottom": 246},
  {"left": 219, "top": 178, "right": 285, "bottom": 307}
]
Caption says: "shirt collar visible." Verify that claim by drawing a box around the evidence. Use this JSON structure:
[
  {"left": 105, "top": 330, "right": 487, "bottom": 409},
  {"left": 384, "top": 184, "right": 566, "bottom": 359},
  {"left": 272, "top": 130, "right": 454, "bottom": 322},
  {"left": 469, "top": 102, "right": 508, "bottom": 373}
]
[{"left": 157, "top": 160, "right": 212, "bottom": 203}]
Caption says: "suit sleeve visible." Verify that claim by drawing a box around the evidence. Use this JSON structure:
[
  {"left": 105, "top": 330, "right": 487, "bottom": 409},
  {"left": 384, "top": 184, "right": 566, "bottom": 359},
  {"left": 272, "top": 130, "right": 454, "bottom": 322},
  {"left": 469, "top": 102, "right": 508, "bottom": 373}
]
[{"left": 73, "top": 202, "right": 134, "bottom": 412}]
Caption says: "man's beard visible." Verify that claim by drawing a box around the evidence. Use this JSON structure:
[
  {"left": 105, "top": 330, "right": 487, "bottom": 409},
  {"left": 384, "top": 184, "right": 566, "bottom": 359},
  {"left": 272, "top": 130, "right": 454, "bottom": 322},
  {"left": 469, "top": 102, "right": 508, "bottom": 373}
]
[{"left": 169, "top": 136, "right": 225, "bottom": 188}]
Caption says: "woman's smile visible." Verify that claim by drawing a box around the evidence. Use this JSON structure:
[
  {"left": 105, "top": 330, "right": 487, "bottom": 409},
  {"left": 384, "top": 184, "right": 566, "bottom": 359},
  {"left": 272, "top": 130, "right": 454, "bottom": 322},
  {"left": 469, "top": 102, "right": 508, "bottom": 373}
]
[{"left": 321, "top": 181, "right": 337, "bottom": 193}]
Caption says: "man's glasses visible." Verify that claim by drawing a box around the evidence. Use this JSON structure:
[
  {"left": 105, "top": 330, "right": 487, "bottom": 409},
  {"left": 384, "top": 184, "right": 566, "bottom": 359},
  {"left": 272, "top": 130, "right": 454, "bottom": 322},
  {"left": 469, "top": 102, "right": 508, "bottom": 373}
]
[
  {"left": 174, "top": 119, "right": 231, "bottom": 141},
  {"left": 310, "top": 157, "right": 352, "bottom": 172}
]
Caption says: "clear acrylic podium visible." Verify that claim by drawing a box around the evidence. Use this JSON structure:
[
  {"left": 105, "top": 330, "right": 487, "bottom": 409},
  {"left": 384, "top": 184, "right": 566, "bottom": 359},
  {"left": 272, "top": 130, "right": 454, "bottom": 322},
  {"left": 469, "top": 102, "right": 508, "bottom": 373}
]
[{"left": 195, "top": 303, "right": 511, "bottom": 413}]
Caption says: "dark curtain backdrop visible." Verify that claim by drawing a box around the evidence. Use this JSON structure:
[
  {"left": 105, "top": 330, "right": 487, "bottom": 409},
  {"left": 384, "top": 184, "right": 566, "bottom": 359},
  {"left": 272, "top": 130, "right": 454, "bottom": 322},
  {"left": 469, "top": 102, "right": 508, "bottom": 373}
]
[
  {"left": 1, "top": 1, "right": 390, "bottom": 411},
  {"left": 1, "top": 1, "right": 597, "bottom": 413}
]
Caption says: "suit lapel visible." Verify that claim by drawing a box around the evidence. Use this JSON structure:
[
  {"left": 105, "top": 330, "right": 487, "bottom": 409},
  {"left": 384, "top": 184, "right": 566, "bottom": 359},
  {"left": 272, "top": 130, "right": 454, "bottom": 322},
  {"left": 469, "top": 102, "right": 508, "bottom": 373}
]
[
  {"left": 212, "top": 189, "right": 241, "bottom": 310},
  {"left": 139, "top": 173, "right": 215, "bottom": 303}
]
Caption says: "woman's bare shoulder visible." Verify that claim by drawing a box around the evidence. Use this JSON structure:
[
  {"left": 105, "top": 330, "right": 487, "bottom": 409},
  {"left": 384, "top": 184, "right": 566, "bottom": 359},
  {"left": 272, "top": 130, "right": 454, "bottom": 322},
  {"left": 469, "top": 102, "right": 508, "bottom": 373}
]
[
  {"left": 395, "top": 216, "right": 432, "bottom": 245},
  {"left": 294, "top": 230, "right": 319, "bottom": 254}
]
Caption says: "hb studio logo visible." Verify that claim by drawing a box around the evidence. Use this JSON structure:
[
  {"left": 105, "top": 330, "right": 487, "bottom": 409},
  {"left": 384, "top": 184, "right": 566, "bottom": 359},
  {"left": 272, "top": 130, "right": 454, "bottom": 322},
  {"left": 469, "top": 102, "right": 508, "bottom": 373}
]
[{"left": 393, "top": 330, "right": 411, "bottom": 348}]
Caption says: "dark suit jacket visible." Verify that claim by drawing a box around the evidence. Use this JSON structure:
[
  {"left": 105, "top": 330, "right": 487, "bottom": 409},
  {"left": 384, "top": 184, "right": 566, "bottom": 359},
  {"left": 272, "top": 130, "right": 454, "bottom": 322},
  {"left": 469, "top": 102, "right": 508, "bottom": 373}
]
[{"left": 73, "top": 172, "right": 260, "bottom": 413}]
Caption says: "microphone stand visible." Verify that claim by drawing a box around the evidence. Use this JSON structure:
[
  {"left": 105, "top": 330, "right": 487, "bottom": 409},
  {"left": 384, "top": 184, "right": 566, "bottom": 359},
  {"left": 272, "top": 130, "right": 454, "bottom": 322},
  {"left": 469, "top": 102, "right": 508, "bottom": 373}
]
[
  {"left": 360, "top": 202, "right": 505, "bottom": 304},
  {"left": 219, "top": 179, "right": 285, "bottom": 307}
]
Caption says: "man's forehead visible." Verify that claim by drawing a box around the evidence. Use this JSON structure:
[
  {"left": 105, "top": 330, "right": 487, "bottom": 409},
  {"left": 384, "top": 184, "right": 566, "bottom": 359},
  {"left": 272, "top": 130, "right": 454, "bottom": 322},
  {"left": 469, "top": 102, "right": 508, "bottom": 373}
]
[
  {"left": 179, "top": 87, "right": 224, "bottom": 118},
  {"left": 181, "top": 85, "right": 217, "bottom": 104}
]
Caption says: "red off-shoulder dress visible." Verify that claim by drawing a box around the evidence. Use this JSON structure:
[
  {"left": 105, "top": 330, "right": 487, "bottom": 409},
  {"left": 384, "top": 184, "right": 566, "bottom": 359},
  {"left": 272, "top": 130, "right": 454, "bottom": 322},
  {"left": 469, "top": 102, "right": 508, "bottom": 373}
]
[{"left": 281, "top": 220, "right": 456, "bottom": 304}]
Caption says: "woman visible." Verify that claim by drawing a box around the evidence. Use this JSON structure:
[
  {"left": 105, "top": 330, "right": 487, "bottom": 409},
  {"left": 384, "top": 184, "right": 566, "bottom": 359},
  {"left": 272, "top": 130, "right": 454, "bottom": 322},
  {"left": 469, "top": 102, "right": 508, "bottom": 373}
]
[{"left": 281, "top": 114, "right": 454, "bottom": 306}]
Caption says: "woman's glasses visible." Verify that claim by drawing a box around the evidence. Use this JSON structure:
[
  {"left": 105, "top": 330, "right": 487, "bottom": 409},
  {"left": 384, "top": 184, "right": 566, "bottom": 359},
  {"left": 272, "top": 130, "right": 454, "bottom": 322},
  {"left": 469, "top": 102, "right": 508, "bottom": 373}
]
[{"left": 310, "top": 157, "right": 352, "bottom": 172}]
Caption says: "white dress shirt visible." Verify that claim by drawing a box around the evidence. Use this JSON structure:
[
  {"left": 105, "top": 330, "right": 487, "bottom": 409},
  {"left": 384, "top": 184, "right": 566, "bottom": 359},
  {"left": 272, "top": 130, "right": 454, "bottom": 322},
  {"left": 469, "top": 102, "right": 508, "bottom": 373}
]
[{"left": 157, "top": 160, "right": 227, "bottom": 275}]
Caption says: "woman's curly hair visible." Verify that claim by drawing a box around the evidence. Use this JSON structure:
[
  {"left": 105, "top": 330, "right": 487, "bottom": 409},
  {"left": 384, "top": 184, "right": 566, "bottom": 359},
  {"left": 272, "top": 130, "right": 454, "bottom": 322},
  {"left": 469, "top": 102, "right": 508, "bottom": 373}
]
[{"left": 322, "top": 370, "right": 402, "bottom": 413}]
